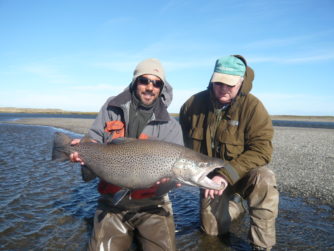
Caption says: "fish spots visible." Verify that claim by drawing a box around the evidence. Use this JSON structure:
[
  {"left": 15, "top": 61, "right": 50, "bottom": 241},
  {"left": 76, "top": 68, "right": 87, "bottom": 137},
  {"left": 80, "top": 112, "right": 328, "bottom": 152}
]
[{"left": 57, "top": 135, "right": 222, "bottom": 190}]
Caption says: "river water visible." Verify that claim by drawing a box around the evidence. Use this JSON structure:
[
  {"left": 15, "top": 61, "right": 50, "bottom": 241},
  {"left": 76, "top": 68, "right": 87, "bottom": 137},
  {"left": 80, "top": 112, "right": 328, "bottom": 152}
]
[{"left": 0, "top": 114, "right": 333, "bottom": 250}]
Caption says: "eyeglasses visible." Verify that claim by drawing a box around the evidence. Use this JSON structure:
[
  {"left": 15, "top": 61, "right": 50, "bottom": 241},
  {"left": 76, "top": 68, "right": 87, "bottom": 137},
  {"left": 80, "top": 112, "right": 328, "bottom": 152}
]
[{"left": 137, "top": 76, "right": 163, "bottom": 89}]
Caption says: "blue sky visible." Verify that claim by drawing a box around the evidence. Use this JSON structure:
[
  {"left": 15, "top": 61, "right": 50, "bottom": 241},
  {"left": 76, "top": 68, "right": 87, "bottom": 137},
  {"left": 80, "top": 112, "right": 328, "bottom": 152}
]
[{"left": 1, "top": 0, "right": 333, "bottom": 115}]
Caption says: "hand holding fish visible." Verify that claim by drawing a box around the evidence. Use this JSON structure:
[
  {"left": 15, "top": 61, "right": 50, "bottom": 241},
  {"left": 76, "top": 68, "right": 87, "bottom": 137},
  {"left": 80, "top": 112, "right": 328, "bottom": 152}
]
[
  {"left": 70, "top": 138, "right": 99, "bottom": 164},
  {"left": 204, "top": 175, "right": 228, "bottom": 199},
  {"left": 70, "top": 139, "right": 85, "bottom": 165}
]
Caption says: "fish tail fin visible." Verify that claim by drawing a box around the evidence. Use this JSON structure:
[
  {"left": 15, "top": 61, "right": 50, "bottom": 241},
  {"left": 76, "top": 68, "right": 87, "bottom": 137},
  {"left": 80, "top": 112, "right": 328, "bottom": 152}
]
[{"left": 52, "top": 132, "right": 72, "bottom": 161}]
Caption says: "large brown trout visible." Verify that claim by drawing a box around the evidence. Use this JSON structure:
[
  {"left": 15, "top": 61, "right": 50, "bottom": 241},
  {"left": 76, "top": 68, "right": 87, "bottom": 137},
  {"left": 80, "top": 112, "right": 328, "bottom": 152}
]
[{"left": 52, "top": 132, "right": 226, "bottom": 194}]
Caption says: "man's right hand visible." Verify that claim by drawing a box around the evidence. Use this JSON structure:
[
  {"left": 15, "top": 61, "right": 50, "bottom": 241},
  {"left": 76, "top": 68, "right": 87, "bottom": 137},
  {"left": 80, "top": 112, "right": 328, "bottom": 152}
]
[{"left": 70, "top": 139, "right": 84, "bottom": 165}]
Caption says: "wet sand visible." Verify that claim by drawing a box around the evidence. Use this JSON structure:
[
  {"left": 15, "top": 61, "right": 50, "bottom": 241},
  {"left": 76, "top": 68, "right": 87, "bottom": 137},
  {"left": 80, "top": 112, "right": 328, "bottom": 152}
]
[
  {"left": 5, "top": 118, "right": 334, "bottom": 206},
  {"left": 6, "top": 118, "right": 94, "bottom": 135}
]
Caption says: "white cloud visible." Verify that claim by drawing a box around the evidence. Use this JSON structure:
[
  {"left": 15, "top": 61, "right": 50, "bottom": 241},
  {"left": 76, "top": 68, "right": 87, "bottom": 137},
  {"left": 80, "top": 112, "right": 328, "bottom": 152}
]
[
  {"left": 0, "top": 88, "right": 115, "bottom": 112},
  {"left": 21, "top": 64, "right": 76, "bottom": 84}
]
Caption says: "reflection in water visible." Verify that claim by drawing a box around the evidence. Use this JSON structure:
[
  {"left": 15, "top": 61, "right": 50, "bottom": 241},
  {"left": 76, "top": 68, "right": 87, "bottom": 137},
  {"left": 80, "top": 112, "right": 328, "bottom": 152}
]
[{"left": 0, "top": 123, "right": 333, "bottom": 250}]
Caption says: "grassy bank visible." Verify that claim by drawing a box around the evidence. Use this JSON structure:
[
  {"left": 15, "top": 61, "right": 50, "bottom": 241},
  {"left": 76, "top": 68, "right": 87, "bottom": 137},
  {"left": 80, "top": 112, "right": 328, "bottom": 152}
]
[{"left": 0, "top": 107, "right": 97, "bottom": 116}]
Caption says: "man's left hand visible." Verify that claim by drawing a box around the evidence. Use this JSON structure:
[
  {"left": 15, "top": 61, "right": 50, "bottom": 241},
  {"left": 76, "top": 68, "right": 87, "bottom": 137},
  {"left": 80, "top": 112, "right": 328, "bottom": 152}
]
[{"left": 204, "top": 175, "right": 228, "bottom": 199}]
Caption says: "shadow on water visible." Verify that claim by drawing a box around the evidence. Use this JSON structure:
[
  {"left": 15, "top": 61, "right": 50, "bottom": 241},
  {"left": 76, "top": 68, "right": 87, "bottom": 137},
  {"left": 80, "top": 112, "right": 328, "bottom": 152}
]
[{"left": 0, "top": 122, "right": 333, "bottom": 250}]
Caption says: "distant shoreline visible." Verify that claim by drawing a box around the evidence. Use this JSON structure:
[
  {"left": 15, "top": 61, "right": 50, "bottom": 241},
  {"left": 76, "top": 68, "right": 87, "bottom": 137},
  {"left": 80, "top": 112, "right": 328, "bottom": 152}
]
[
  {"left": 0, "top": 107, "right": 333, "bottom": 122},
  {"left": 0, "top": 107, "right": 97, "bottom": 116}
]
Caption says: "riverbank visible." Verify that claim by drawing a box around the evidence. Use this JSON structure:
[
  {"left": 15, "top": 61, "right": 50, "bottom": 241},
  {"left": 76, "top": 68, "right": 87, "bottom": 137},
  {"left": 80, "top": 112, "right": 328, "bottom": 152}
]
[
  {"left": 5, "top": 118, "right": 94, "bottom": 134},
  {"left": 0, "top": 107, "right": 97, "bottom": 116},
  {"left": 3, "top": 117, "right": 334, "bottom": 206}
]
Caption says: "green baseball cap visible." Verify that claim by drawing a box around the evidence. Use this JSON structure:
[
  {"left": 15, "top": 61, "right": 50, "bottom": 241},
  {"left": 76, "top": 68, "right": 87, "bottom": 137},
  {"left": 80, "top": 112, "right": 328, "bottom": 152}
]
[{"left": 210, "top": 56, "right": 246, "bottom": 86}]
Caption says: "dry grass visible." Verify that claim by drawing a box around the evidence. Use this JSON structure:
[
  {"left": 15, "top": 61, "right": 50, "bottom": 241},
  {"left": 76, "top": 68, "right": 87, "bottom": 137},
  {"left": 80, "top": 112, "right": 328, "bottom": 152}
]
[{"left": 0, "top": 107, "right": 97, "bottom": 115}]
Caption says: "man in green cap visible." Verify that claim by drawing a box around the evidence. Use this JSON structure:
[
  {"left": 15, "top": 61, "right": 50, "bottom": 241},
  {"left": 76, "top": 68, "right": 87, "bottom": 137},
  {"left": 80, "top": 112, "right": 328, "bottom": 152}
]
[{"left": 179, "top": 55, "right": 279, "bottom": 251}]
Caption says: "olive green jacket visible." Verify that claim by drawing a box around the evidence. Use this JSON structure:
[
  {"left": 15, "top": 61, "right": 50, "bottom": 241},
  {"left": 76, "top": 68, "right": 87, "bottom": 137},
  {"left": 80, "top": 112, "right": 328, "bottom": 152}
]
[{"left": 179, "top": 63, "right": 273, "bottom": 185}]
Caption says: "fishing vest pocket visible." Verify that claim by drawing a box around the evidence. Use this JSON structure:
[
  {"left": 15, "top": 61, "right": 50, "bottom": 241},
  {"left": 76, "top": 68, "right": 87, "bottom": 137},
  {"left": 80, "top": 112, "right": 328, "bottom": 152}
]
[
  {"left": 224, "top": 144, "right": 244, "bottom": 160},
  {"left": 189, "top": 127, "right": 204, "bottom": 152},
  {"left": 104, "top": 120, "right": 125, "bottom": 141},
  {"left": 221, "top": 143, "right": 244, "bottom": 161},
  {"left": 216, "top": 123, "right": 244, "bottom": 160}
]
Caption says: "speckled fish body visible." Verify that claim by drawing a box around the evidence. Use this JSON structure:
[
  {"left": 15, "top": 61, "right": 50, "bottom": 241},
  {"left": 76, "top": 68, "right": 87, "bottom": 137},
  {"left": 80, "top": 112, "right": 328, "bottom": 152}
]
[{"left": 52, "top": 132, "right": 225, "bottom": 191}]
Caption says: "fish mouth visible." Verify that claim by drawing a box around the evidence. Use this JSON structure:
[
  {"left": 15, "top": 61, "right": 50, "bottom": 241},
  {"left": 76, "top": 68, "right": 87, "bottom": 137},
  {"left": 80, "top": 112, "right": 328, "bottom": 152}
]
[{"left": 197, "top": 167, "right": 225, "bottom": 190}]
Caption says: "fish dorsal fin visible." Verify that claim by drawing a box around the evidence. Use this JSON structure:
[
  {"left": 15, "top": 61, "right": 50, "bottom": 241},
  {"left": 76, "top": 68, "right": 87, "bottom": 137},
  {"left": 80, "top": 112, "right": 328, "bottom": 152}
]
[
  {"left": 110, "top": 137, "right": 136, "bottom": 144},
  {"left": 108, "top": 137, "right": 136, "bottom": 145},
  {"left": 81, "top": 136, "right": 94, "bottom": 143}
]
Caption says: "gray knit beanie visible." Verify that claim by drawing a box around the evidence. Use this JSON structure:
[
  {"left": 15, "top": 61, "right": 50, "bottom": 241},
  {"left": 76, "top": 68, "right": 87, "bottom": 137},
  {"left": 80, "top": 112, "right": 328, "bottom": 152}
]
[{"left": 130, "top": 58, "right": 166, "bottom": 89}]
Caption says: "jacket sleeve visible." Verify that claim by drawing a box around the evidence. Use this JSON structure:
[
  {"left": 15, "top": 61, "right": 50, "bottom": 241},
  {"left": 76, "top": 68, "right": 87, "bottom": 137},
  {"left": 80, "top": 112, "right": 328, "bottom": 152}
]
[
  {"left": 168, "top": 117, "right": 184, "bottom": 146},
  {"left": 179, "top": 99, "right": 192, "bottom": 148},
  {"left": 158, "top": 116, "right": 184, "bottom": 146},
  {"left": 218, "top": 100, "right": 274, "bottom": 185},
  {"left": 87, "top": 98, "right": 113, "bottom": 144}
]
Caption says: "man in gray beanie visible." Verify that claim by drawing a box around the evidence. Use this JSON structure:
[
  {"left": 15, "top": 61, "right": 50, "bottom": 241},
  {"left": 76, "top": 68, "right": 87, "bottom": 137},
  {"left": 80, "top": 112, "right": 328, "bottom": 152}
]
[{"left": 71, "top": 58, "right": 183, "bottom": 251}]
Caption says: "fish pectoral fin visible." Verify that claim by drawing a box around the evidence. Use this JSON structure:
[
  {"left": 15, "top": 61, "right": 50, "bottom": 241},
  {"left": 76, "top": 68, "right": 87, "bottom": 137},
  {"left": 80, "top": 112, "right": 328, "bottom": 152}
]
[
  {"left": 111, "top": 189, "right": 130, "bottom": 205},
  {"left": 52, "top": 147, "right": 70, "bottom": 161},
  {"left": 156, "top": 181, "right": 178, "bottom": 196}
]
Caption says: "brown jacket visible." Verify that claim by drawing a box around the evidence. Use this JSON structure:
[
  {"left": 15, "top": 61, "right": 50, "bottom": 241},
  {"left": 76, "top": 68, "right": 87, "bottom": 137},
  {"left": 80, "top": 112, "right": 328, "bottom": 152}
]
[{"left": 179, "top": 61, "right": 273, "bottom": 185}]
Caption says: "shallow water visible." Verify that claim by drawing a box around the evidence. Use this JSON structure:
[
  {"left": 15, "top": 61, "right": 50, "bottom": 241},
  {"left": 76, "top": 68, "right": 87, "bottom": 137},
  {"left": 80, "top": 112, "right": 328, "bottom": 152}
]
[{"left": 0, "top": 123, "right": 333, "bottom": 250}]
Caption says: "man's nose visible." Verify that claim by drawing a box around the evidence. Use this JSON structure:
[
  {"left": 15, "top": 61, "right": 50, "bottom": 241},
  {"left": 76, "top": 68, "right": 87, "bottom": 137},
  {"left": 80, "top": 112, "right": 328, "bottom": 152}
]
[
  {"left": 221, "top": 84, "right": 230, "bottom": 92},
  {"left": 145, "top": 82, "right": 154, "bottom": 90}
]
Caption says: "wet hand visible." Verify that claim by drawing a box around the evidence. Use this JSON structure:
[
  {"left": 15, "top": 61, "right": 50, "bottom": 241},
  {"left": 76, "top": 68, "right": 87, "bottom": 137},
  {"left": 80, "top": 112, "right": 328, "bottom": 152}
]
[{"left": 204, "top": 175, "right": 228, "bottom": 199}]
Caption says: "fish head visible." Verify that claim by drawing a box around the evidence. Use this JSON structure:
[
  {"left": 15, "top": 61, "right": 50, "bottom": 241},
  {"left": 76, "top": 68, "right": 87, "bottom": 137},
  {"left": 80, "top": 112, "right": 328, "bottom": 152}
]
[{"left": 172, "top": 157, "right": 226, "bottom": 190}]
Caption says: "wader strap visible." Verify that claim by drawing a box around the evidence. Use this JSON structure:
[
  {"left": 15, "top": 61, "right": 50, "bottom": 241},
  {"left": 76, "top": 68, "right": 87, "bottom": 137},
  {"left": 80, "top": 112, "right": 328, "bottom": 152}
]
[
  {"left": 97, "top": 197, "right": 169, "bottom": 222},
  {"left": 97, "top": 197, "right": 126, "bottom": 222},
  {"left": 122, "top": 205, "right": 170, "bottom": 223}
]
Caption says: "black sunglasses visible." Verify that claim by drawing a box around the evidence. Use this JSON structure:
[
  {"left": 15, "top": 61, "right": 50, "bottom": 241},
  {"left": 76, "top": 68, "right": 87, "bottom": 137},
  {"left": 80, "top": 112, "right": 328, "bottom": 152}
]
[{"left": 136, "top": 76, "right": 163, "bottom": 89}]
